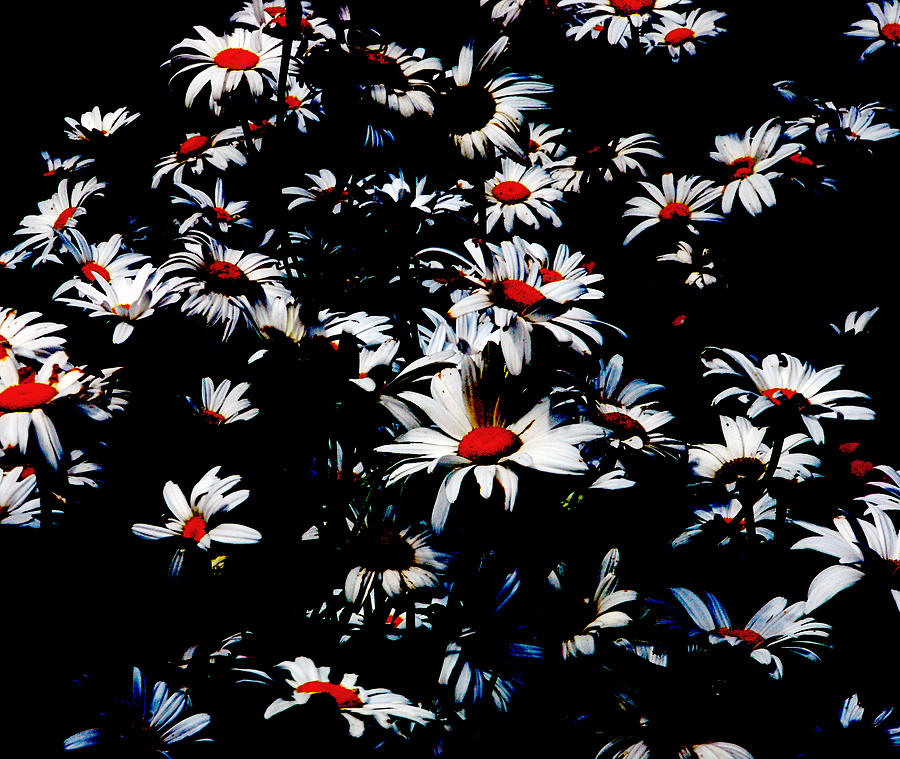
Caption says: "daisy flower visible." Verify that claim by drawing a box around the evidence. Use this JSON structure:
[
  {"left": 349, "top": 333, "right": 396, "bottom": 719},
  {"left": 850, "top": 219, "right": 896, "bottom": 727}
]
[
  {"left": 558, "top": 548, "right": 637, "bottom": 658},
  {"left": 0, "top": 466, "right": 39, "bottom": 527},
  {"left": 672, "top": 494, "right": 778, "bottom": 547},
  {"left": 63, "top": 105, "right": 139, "bottom": 141},
  {"left": 557, "top": 0, "right": 686, "bottom": 47},
  {"left": 643, "top": 9, "right": 727, "bottom": 60},
  {"left": 0, "top": 351, "right": 86, "bottom": 470},
  {"left": 40, "top": 151, "right": 93, "bottom": 178},
  {"left": 792, "top": 508, "right": 900, "bottom": 612},
  {"left": 231, "top": 0, "right": 336, "bottom": 47},
  {"left": 162, "top": 232, "right": 289, "bottom": 340},
  {"left": 187, "top": 377, "right": 259, "bottom": 425},
  {"left": 597, "top": 738, "right": 754, "bottom": 759},
  {"left": 703, "top": 348, "right": 875, "bottom": 444},
  {"left": 589, "top": 401, "right": 683, "bottom": 458},
  {"left": 689, "top": 415, "right": 820, "bottom": 491},
  {"left": 622, "top": 173, "right": 722, "bottom": 245},
  {"left": 9, "top": 177, "right": 106, "bottom": 264},
  {"left": 376, "top": 360, "right": 602, "bottom": 532},
  {"left": 281, "top": 78, "right": 323, "bottom": 132},
  {"left": 437, "top": 36, "right": 553, "bottom": 159},
  {"left": 821, "top": 693, "right": 900, "bottom": 751},
  {"left": 838, "top": 102, "right": 900, "bottom": 143},
  {"left": 349, "top": 42, "right": 443, "bottom": 117},
  {"left": 55, "top": 230, "right": 150, "bottom": 295},
  {"left": 283, "top": 170, "right": 370, "bottom": 215},
  {"left": 847, "top": 1, "right": 900, "bottom": 60},
  {"left": 484, "top": 158, "right": 563, "bottom": 233},
  {"left": 131, "top": 466, "right": 261, "bottom": 573},
  {"left": 151, "top": 128, "right": 247, "bottom": 189},
  {"left": 64, "top": 667, "right": 211, "bottom": 754},
  {"left": 523, "top": 122, "right": 568, "bottom": 166},
  {"left": 263, "top": 657, "right": 435, "bottom": 737},
  {"left": 172, "top": 178, "right": 252, "bottom": 235},
  {"left": 657, "top": 240, "right": 717, "bottom": 288},
  {"left": 522, "top": 239, "right": 605, "bottom": 294},
  {"left": 710, "top": 118, "right": 801, "bottom": 215},
  {"left": 482, "top": 0, "right": 528, "bottom": 26},
  {"left": 55, "top": 264, "right": 185, "bottom": 344},
  {"left": 557, "top": 132, "right": 663, "bottom": 190},
  {"left": 671, "top": 587, "right": 830, "bottom": 679},
  {"left": 0, "top": 308, "right": 66, "bottom": 363},
  {"left": 167, "top": 26, "right": 284, "bottom": 114}
]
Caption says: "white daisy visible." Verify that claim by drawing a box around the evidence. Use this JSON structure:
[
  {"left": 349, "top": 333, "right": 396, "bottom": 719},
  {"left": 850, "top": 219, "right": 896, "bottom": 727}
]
[
  {"left": 0, "top": 466, "right": 39, "bottom": 527},
  {"left": 556, "top": 132, "right": 663, "bottom": 190},
  {"left": 172, "top": 178, "right": 252, "bottom": 235},
  {"left": 672, "top": 494, "right": 778, "bottom": 547},
  {"left": 63, "top": 105, "right": 139, "bottom": 141},
  {"left": 838, "top": 102, "right": 900, "bottom": 143},
  {"left": 0, "top": 308, "right": 66, "bottom": 363},
  {"left": 151, "top": 128, "right": 247, "bottom": 189},
  {"left": 557, "top": 0, "right": 686, "bottom": 47},
  {"left": 349, "top": 42, "right": 443, "bottom": 117},
  {"left": 847, "top": 1, "right": 900, "bottom": 60},
  {"left": 657, "top": 240, "right": 717, "bottom": 288},
  {"left": 829, "top": 306, "right": 879, "bottom": 336},
  {"left": 231, "top": 0, "right": 336, "bottom": 48},
  {"left": 187, "top": 378, "right": 259, "bottom": 425},
  {"left": 40, "top": 151, "right": 94, "bottom": 179},
  {"left": 484, "top": 158, "right": 563, "bottom": 233},
  {"left": 623, "top": 173, "right": 722, "bottom": 245},
  {"left": 643, "top": 9, "right": 727, "bottom": 60},
  {"left": 55, "top": 229, "right": 150, "bottom": 295},
  {"left": 281, "top": 78, "right": 323, "bottom": 132}
]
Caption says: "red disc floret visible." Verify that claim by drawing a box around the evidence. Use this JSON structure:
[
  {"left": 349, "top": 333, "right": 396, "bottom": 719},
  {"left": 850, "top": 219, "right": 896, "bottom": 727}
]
[
  {"left": 285, "top": 95, "right": 302, "bottom": 110},
  {"left": 658, "top": 202, "right": 691, "bottom": 221},
  {"left": 882, "top": 22, "right": 900, "bottom": 43},
  {"left": 490, "top": 279, "right": 545, "bottom": 312},
  {"left": 491, "top": 180, "right": 532, "bottom": 204},
  {"left": 53, "top": 207, "right": 77, "bottom": 230},
  {"left": 715, "top": 626, "right": 765, "bottom": 648},
  {"left": 200, "top": 409, "right": 227, "bottom": 425},
  {"left": 458, "top": 426, "right": 523, "bottom": 463},
  {"left": 182, "top": 515, "right": 208, "bottom": 542},
  {"left": 609, "top": 0, "right": 655, "bottom": 14},
  {"left": 207, "top": 260, "right": 247, "bottom": 282},
  {"left": 213, "top": 47, "right": 261, "bottom": 70},
  {"left": 82, "top": 262, "right": 111, "bottom": 282},
  {"left": 539, "top": 268, "right": 564, "bottom": 284},
  {"left": 264, "top": 5, "right": 287, "bottom": 26},
  {"left": 178, "top": 135, "right": 210, "bottom": 157},
  {"left": 213, "top": 207, "right": 234, "bottom": 222},
  {"left": 0, "top": 383, "right": 57, "bottom": 412},
  {"left": 665, "top": 27, "right": 695, "bottom": 46},
  {"left": 729, "top": 156, "right": 756, "bottom": 180},
  {"left": 295, "top": 681, "right": 364, "bottom": 709},
  {"left": 599, "top": 411, "right": 646, "bottom": 439}
]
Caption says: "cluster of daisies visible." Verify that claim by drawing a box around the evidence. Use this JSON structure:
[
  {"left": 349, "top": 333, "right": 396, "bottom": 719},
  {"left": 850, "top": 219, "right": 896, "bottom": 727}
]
[{"left": 4, "top": 1, "right": 900, "bottom": 757}]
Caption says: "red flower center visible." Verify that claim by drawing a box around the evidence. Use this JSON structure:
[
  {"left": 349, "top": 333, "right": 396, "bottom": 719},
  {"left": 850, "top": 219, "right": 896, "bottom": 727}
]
[
  {"left": 0, "top": 382, "right": 58, "bottom": 412},
  {"left": 295, "top": 681, "right": 364, "bottom": 709},
  {"left": 789, "top": 152, "right": 815, "bottom": 167},
  {"left": 53, "top": 207, "right": 77, "bottom": 230},
  {"left": 539, "top": 268, "right": 564, "bottom": 284},
  {"left": 284, "top": 95, "right": 302, "bottom": 110},
  {"left": 599, "top": 411, "right": 646, "bottom": 439},
  {"left": 366, "top": 51, "right": 393, "bottom": 65},
  {"left": 178, "top": 135, "right": 210, "bottom": 157},
  {"left": 527, "top": 139, "right": 541, "bottom": 152},
  {"left": 664, "top": 27, "right": 695, "bottom": 46},
  {"left": 490, "top": 279, "right": 545, "bottom": 313},
  {"left": 213, "top": 207, "right": 234, "bottom": 222},
  {"left": 264, "top": 5, "right": 287, "bottom": 25},
  {"left": 207, "top": 260, "right": 247, "bottom": 281},
  {"left": 0, "top": 336, "right": 10, "bottom": 359},
  {"left": 729, "top": 156, "right": 756, "bottom": 180},
  {"left": 182, "top": 515, "right": 207, "bottom": 542},
  {"left": 714, "top": 456, "right": 766, "bottom": 485},
  {"left": 882, "top": 22, "right": 900, "bottom": 42},
  {"left": 491, "top": 180, "right": 532, "bottom": 204},
  {"left": 849, "top": 459, "right": 874, "bottom": 479},
  {"left": 200, "top": 409, "right": 226, "bottom": 425},
  {"left": 81, "top": 262, "right": 111, "bottom": 282},
  {"left": 762, "top": 387, "right": 810, "bottom": 411},
  {"left": 887, "top": 559, "right": 900, "bottom": 576},
  {"left": 658, "top": 202, "right": 691, "bottom": 221},
  {"left": 714, "top": 626, "right": 765, "bottom": 648},
  {"left": 458, "top": 426, "right": 523, "bottom": 463},
  {"left": 213, "top": 47, "right": 261, "bottom": 70},
  {"left": 609, "top": 0, "right": 655, "bottom": 14}
]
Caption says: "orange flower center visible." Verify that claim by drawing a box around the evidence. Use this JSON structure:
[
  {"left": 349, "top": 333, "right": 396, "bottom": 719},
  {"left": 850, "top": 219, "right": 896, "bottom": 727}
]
[
  {"left": 200, "top": 409, "right": 226, "bottom": 425},
  {"left": 213, "top": 47, "right": 261, "bottom": 70},
  {"left": 53, "top": 207, "right": 77, "bottom": 230},
  {"left": 527, "top": 139, "right": 541, "bottom": 152},
  {"left": 178, "top": 135, "right": 210, "bottom": 157},
  {"left": 882, "top": 22, "right": 900, "bottom": 42},
  {"left": 658, "top": 201, "right": 691, "bottom": 221},
  {"left": 490, "top": 279, "right": 545, "bottom": 313},
  {"left": 609, "top": 0, "right": 655, "bottom": 14},
  {"left": 0, "top": 383, "right": 58, "bottom": 412},
  {"left": 729, "top": 156, "right": 756, "bottom": 180},
  {"left": 457, "top": 426, "right": 522, "bottom": 463},
  {"left": 887, "top": 559, "right": 900, "bottom": 575},
  {"left": 295, "top": 681, "right": 364, "bottom": 709},
  {"left": 81, "top": 262, "right": 111, "bottom": 282},
  {"left": 182, "top": 515, "right": 207, "bottom": 541},
  {"left": 491, "top": 180, "right": 532, "bottom": 204},
  {"left": 714, "top": 626, "right": 765, "bottom": 648},
  {"left": 539, "top": 268, "right": 564, "bottom": 284},
  {"left": 664, "top": 27, "right": 695, "bottom": 46}
]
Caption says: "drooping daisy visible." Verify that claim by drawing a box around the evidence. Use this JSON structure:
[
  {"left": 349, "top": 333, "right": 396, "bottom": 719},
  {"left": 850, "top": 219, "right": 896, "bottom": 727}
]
[
  {"left": 167, "top": 26, "right": 284, "bottom": 114},
  {"left": 40, "top": 151, "right": 94, "bottom": 179},
  {"left": 0, "top": 466, "right": 39, "bottom": 527},
  {"left": 702, "top": 348, "right": 875, "bottom": 445},
  {"left": 263, "top": 657, "right": 435, "bottom": 737},
  {"left": 0, "top": 308, "right": 66, "bottom": 363},
  {"left": 557, "top": 0, "right": 686, "bottom": 47},
  {"left": 670, "top": 587, "right": 830, "bottom": 679},
  {"left": 792, "top": 508, "right": 900, "bottom": 612},
  {"left": 187, "top": 378, "right": 259, "bottom": 425},
  {"left": 689, "top": 415, "right": 820, "bottom": 491},
  {"left": 847, "top": 1, "right": 900, "bottom": 60},
  {"left": 672, "top": 494, "right": 778, "bottom": 547},
  {"left": 643, "top": 9, "right": 727, "bottom": 60},
  {"left": 63, "top": 105, "right": 139, "bottom": 141},
  {"left": 162, "top": 232, "right": 289, "bottom": 340},
  {"left": 132, "top": 466, "right": 261, "bottom": 574},
  {"left": 376, "top": 360, "right": 602, "bottom": 532},
  {"left": 172, "top": 178, "right": 252, "bottom": 235},
  {"left": 348, "top": 42, "right": 443, "bottom": 117},
  {"left": 9, "top": 177, "right": 106, "bottom": 264},
  {"left": 484, "top": 158, "right": 563, "bottom": 233},
  {"left": 436, "top": 36, "right": 553, "bottom": 159},
  {"left": 623, "top": 173, "right": 722, "bottom": 245},
  {"left": 657, "top": 240, "right": 717, "bottom": 288},
  {"left": 55, "top": 264, "right": 185, "bottom": 344},
  {"left": 55, "top": 229, "right": 150, "bottom": 295},
  {"left": 64, "top": 667, "right": 211, "bottom": 754},
  {"left": 151, "top": 128, "right": 247, "bottom": 189}
]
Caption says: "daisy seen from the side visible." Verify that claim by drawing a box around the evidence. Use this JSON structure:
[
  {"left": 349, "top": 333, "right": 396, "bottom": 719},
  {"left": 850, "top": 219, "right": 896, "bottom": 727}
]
[{"left": 622, "top": 172, "right": 722, "bottom": 245}]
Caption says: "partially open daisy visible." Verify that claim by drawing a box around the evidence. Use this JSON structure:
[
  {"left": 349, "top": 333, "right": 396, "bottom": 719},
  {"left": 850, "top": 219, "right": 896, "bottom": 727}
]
[
  {"left": 172, "top": 178, "right": 252, "bottom": 235},
  {"left": 10, "top": 177, "right": 106, "bottom": 264},
  {"left": 163, "top": 232, "right": 289, "bottom": 340},
  {"left": 847, "top": 1, "right": 900, "bottom": 60},
  {"left": 437, "top": 36, "right": 553, "bottom": 159},
  {"left": 484, "top": 158, "right": 563, "bottom": 233},
  {"left": 643, "top": 9, "right": 727, "bottom": 60},
  {"left": 623, "top": 173, "right": 722, "bottom": 245},
  {"left": 63, "top": 105, "right": 139, "bottom": 142},
  {"left": 671, "top": 587, "right": 830, "bottom": 679},
  {"left": 187, "top": 378, "right": 259, "bottom": 425},
  {"left": 377, "top": 360, "right": 602, "bottom": 532},
  {"left": 168, "top": 26, "right": 284, "bottom": 114},
  {"left": 151, "top": 128, "right": 247, "bottom": 189},
  {"left": 711, "top": 118, "right": 800, "bottom": 215},
  {"left": 283, "top": 170, "right": 370, "bottom": 215},
  {"left": 348, "top": 42, "right": 443, "bottom": 117},
  {"left": 523, "top": 122, "right": 568, "bottom": 166},
  {"left": 263, "top": 657, "right": 435, "bottom": 737},
  {"left": 0, "top": 308, "right": 66, "bottom": 363}
]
